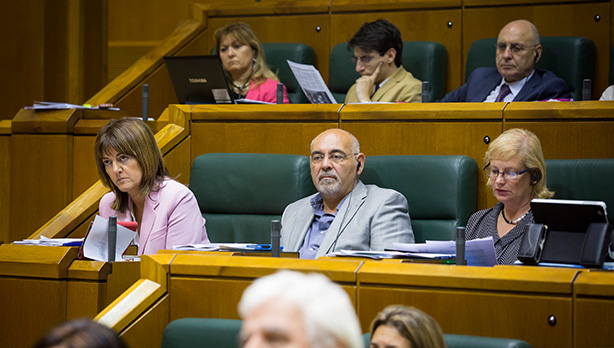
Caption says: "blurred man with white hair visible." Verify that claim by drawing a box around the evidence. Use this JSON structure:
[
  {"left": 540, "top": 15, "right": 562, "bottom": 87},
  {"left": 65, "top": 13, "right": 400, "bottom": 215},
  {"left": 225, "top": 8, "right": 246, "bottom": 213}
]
[{"left": 238, "top": 270, "right": 363, "bottom": 348}]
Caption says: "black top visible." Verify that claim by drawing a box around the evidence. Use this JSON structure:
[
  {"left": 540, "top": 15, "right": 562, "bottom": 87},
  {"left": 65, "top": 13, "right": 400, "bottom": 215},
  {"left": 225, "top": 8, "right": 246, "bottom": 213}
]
[{"left": 465, "top": 202, "right": 534, "bottom": 265}]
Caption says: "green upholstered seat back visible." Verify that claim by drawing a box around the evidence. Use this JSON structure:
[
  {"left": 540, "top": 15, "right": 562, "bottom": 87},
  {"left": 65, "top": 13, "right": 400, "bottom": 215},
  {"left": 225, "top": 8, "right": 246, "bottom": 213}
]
[
  {"left": 359, "top": 155, "right": 477, "bottom": 242},
  {"left": 545, "top": 159, "right": 614, "bottom": 218},
  {"left": 402, "top": 41, "right": 448, "bottom": 101},
  {"left": 466, "top": 37, "right": 596, "bottom": 100},
  {"left": 189, "top": 153, "right": 316, "bottom": 243},
  {"left": 363, "top": 333, "right": 533, "bottom": 348},
  {"left": 161, "top": 318, "right": 241, "bottom": 348},
  {"left": 328, "top": 42, "right": 358, "bottom": 103},
  {"left": 328, "top": 41, "right": 447, "bottom": 103},
  {"left": 261, "top": 43, "right": 316, "bottom": 104}
]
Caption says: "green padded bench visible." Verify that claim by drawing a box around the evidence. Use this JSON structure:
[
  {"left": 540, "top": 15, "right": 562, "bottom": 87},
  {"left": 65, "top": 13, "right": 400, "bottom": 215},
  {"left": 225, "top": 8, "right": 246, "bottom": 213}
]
[
  {"left": 161, "top": 318, "right": 533, "bottom": 348},
  {"left": 545, "top": 158, "right": 614, "bottom": 218},
  {"left": 360, "top": 155, "right": 477, "bottom": 243},
  {"left": 189, "top": 153, "right": 316, "bottom": 243},
  {"left": 189, "top": 154, "right": 477, "bottom": 244}
]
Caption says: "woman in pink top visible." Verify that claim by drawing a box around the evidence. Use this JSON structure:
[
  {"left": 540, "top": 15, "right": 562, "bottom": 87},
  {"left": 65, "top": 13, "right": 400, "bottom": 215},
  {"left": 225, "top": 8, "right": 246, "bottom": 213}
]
[
  {"left": 95, "top": 118, "right": 209, "bottom": 255},
  {"left": 215, "top": 22, "right": 289, "bottom": 104}
]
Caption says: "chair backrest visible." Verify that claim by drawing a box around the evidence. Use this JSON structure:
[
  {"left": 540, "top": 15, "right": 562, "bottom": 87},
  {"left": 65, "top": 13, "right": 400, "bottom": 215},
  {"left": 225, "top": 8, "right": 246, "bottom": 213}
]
[
  {"left": 403, "top": 41, "right": 448, "bottom": 101},
  {"left": 161, "top": 318, "right": 242, "bottom": 348},
  {"left": 545, "top": 159, "right": 614, "bottom": 218},
  {"left": 363, "top": 332, "right": 533, "bottom": 348},
  {"left": 261, "top": 43, "right": 316, "bottom": 103},
  {"left": 465, "top": 37, "right": 596, "bottom": 100},
  {"left": 328, "top": 41, "right": 447, "bottom": 103},
  {"left": 189, "top": 153, "right": 316, "bottom": 243},
  {"left": 359, "top": 155, "right": 477, "bottom": 242}
]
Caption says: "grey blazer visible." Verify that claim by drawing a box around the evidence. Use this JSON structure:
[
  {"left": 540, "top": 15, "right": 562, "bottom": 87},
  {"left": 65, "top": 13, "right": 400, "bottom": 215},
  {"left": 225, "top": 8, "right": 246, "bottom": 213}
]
[{"left": 280, "top": 181, "right": 415, "bottom": 258}]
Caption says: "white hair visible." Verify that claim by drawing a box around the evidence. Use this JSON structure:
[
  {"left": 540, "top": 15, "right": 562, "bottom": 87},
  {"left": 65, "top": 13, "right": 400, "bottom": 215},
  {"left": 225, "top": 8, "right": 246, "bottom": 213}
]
[{"left": 238, "top": 271, "right": 363, "bottom": 348}]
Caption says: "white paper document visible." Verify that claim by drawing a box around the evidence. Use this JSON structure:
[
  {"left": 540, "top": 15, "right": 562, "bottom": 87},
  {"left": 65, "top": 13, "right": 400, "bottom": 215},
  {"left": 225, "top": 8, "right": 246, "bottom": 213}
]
[
  {"left": 287, "top": 60, "right": 337, "bottom": 104},
  {"left": 393, "top": 237, "right": 497, "bottom": 266},
  {"left": 83, "top": 215, "right": 137, "bottom": 262},
  {"left": 14, "top": 236, "right": 83, "bottom": 246}
]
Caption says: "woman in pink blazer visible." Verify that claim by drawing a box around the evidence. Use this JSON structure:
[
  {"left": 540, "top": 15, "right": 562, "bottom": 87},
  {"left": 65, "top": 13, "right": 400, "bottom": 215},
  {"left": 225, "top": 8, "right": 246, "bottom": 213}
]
[{"left": 95, "top": 118, "right": 209, "bottom": 255}]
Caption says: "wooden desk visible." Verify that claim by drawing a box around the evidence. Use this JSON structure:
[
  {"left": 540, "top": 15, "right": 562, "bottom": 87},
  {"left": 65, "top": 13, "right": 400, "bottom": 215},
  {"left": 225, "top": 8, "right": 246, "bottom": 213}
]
[
  {"left": 357, "top": 263, "right": 578, "bottom": 348},
  {"left": 573, "top": 269, "right": 614, "bottom": 347},
  {"left": 0, "top": 244, "right": 139, "bottom": 348},
  {"left": 98, "top": 254, "right": 608, "bottom": 348}
]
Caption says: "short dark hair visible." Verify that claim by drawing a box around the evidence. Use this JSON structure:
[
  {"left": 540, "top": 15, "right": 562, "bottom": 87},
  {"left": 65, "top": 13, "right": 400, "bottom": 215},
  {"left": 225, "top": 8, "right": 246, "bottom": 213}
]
[
  {"left": 34, "top": 319, "right": 128, "bottom": 348},
  {"left": 348, "top": 19, "right": 403, "bottom": 67}
]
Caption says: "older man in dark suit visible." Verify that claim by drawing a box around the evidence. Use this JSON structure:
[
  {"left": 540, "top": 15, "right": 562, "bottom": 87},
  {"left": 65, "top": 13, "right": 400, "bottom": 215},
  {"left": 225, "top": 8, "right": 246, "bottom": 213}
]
[{"left": 441, "top": 19, "right": 570, "bottom": 102}]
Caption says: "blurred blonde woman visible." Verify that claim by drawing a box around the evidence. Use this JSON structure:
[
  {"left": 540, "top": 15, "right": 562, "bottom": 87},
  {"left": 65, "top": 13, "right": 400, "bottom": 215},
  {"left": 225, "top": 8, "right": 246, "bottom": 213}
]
[{"left": 370, "top": 305, "right": 446, "bottom": 348}]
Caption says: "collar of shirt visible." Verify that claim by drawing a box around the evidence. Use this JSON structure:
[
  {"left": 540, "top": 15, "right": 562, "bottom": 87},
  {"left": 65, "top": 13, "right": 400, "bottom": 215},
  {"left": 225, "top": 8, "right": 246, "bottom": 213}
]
[{"left": 299, "top": 193, "right": 350, "bottom": 259}]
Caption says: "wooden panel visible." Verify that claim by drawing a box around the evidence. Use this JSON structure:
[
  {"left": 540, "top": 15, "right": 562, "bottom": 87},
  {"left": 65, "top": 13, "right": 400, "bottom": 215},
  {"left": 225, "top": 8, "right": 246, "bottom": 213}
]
[
  {"left": 121, "top": 294, "right": 170, "bottom": 348},
  {"left": 207, "top": 15, "right": 330, "bottom": 81},
  {"left": 10, "top": 134, "right": 72, "bottom": 241},
  {"left": 357, "top": 263, "right": 577, "bottom": 348},
  {"left": 574, "top": 298, "right": 614, "bottom": 347},
  {"left": 462, "top": 2, "right": 610, "bottom": 98},
  {"left": 340, "top": 103, "right": 503, "bottom": 210},
  {"left": 0, "top": 244, "right": 79, "bottom": 279},
  {"left": 503, "top": 101, "right": 614, "bottom": 159},
  {"left": 191, "top": 104, "right": 340, "bottom": 159},
  {"left": 330, "top": 0, "right": 460, "bottom": 12},
  {"left": 0, "top": 129, "right": 10, "bottom": 244},
  {"left": 0, "top": 277, "right": 67, "bottom": 348},
  {"left": 164, "top": 135, "right": 192, "bottom": 186},
  {"left": 573, "top": 271, "right": 614, "bottom": 347},
  {"left": 72, "top": 135, "right": 99, "bottom": 200},
  {"left": 66, "top": 280, "right": 106, "bottom": 319},
  {"left": 330, "top": 9, "right": 462, "bottom": 92},
  {"left": 169, "top": 255, "right": 360, "bottom": 320},
  {"left": 0, "top": 1, "right": 45, "bottom": 121}
]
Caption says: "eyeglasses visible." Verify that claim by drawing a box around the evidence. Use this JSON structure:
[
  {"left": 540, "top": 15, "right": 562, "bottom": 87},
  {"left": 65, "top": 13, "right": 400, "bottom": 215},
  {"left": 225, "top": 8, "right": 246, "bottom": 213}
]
[
  {"left": 496, "top": 42, "right": 538, "bottom": 55},
  {"left": 483, "top": 163, "right": 529, "bottom": 180},
  {"left": 310, "top": 152, "right": 358, "bottom": 164},
  {"left": 351, "top": 52, "right": 385, "bottom": 65}
]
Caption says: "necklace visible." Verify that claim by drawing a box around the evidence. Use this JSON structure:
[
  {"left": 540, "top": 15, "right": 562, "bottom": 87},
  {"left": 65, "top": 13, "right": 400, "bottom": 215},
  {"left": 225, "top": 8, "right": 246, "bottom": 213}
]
[
  {"left": 501, "top": 208, "right": 530, "bottom": 224},
  {"left": 232, "top": 80, "right": 251, "bottom": 94}
]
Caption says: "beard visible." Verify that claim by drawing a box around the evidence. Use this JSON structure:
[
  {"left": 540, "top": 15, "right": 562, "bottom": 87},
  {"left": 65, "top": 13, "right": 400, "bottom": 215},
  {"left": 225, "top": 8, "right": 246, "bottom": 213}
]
[{"left": 316, "top": 169, "right": 343, "bottom": 196}]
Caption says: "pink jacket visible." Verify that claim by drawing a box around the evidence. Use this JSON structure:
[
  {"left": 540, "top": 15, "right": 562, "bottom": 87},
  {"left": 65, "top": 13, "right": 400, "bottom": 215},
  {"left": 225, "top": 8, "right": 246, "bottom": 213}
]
[
  {"left": 98, "top": 179, "right": 209, "bottom": 255},
  {"left": 246, "top": 78, "right": 289, "bottom": 104}
]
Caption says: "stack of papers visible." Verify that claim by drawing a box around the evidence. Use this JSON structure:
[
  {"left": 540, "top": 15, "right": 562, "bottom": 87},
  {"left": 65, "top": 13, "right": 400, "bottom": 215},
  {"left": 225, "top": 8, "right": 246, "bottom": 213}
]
[
  {"left": 14, "top": 236, "right": 83, "bottom": 246},
  {"left": 172, "top": 243, "right": 276, "bottom": 252},
  {"left": 332, "top": 250, "right": 454, "bottom": 260},
  {"left": 24, "top": 101, "right": 119, "bottom": 110},
  {"left": 393, "top": 236, "right": 497, "bottom": 266}
]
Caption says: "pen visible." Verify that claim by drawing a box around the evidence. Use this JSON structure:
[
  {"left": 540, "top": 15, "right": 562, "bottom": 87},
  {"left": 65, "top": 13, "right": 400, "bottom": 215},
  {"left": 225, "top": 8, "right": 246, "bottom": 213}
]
[{"left": 63, "top": 242, "right": 83, "bottom": 247}]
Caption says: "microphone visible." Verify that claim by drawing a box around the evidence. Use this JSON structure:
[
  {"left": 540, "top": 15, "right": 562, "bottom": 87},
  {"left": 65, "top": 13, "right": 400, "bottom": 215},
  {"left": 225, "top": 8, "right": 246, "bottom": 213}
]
[
  {"left": 421, "top": 81, "right": 430, "bottom": 103},
  {"left": 142, "top": 84, "right": 149, "bottom": 121},
  {"left": 271, "top": 220, "right": 281, "bottom": 257},
  {"left": 582, "top": 79, "right": 592, "bottom": 101},
  {"left": 108, "top": 216, "right": 117, "bottom": 262},
  {"left": 276, "top": 83, "right": 284, "bottom": 104},
  {"left": 455, "top": 226, "right": 466, "bottom": 265}
]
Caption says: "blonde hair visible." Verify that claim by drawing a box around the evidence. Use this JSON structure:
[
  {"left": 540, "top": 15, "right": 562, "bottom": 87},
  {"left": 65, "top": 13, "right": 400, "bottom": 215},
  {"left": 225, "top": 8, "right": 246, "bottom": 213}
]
[
  {"left": 214, "top": 22, "right": 279, "bottom": 88},
  {"left": 94, "top": 118, "right": 170, "bottom": 213},
  {"left": 484, "top": 128, "right": 553, "bottom": 199},
  {"left": 370, "top": 305, "right": 447, "bottom": 348}
]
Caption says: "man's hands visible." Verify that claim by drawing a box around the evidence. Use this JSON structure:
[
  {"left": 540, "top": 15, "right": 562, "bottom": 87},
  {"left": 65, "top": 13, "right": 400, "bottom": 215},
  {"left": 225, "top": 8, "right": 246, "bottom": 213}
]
[{"left": 354, "top": 61, "right": 383, "bottom": 103}]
